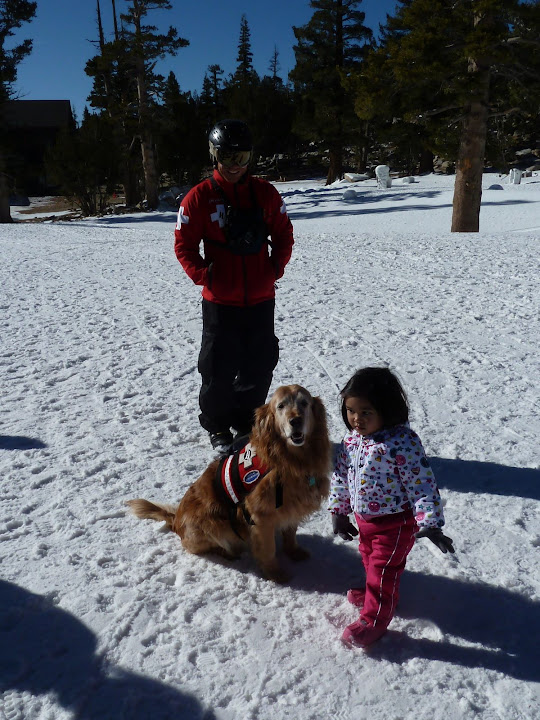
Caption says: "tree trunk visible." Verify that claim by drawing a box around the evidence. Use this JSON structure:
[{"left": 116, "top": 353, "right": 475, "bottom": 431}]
[
  {"left": 451, "top": 58, "right": 491, "bottom": 232},
  {"left": 140, "top": 125, "right": 159, "bottom": 209},
  {"left": 326, "top": 147, "right": 343, "bottom": 185},
  {"left": 418, "top": 148, "right": 434, "bottom": 175},
  {"left": 135, "top": 64, "right": 159, "bottom": 209},
  {"left": 0, "top": 172, "right": 13, "bottom": 223},
  {"left": 0, "top": 106, "right": 13, "bottom": 221},
  {"left": 133, "top": 7, "right": 160, "bottom": 211},
  {"left": 356, "top": 120, "right": 370, "bottom": 172},
  {"left": 327, "top": 0, "right": 345, "bottom": 186},
  {"left": 123, "top": 158, "right": 141, "bottom": 207}
]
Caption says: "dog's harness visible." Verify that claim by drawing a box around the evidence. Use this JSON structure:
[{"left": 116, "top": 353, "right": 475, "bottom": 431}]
[{"left": 214, "top": 442, "right": 282, "bottom": 535}]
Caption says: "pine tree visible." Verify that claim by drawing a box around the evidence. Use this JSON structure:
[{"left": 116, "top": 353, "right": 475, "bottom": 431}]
[
  {"left": 86, "top": 1, "right": 191, "bottom": 208},
  {"left": 234, "top": 14, "right": 254, "bottom": 81},
  {"left": 362, "top": 0, "right": 540, "bottom": 232},
  {"left": 86, "top": 8, "right": 142, "bottom": 207},
  {"left": 253, "top": 50, "right": 296, "bottom": 160},
  {"left": 118, "top": 0, "right": 189, "bottom": 209},
  {"left": 344, "top": 9, "right": 439, "bottom": 174},
  {"left": 0, "top": 0, "right": 36, "bottom": 102},
  {"left": 488, "top": 10, "right": 540, "bottom": 170},
  {"left": 156, "top": 71, "right": 207, "bottom": 185},
  {"left": 199, "top": 64, "right": 224, "bottom": 127},
  {"left": 269, "top": 46, "right": 280, "bottom": 81},
  {"left": 223, "top": 14, "right": 260, "bottom": 127},
  {"left": 46, "top": 109, "right": 120, "bottom": 216},
  {"left": 290, "top": 0, "right": 372, "bottom": 184},
  {"left": 0, "top": 0, "right": 37, "bottom": 222}
]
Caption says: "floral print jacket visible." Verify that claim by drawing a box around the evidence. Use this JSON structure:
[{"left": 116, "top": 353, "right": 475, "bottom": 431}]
[{"left": 328, "top": 425, "right": 445, "bottom": 529}]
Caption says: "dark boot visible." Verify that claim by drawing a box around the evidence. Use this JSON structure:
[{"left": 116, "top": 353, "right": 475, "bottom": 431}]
[{"left": 209, "top": 431, "right": 233, "bottom": 456}]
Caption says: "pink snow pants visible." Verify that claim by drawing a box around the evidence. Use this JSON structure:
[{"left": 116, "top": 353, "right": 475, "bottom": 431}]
[{"left": 354, "top": 510, "right": 417, "bottom": 629}]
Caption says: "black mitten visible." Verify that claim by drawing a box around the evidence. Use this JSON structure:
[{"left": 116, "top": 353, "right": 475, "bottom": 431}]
[
  {"left": 332, "top": 514, "right": 359, "bottom": 541},
  {"left": 416, "top": 527, "right": 455, "bottom": 554}
]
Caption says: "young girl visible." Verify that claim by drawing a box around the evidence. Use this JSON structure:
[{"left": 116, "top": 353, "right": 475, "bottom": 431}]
[{"left": 329, "top": 367, "right": 454, "bottom": 648}]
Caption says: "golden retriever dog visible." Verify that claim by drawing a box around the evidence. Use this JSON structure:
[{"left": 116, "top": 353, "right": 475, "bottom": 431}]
[{"left": 127, "top": 385, "right": 331, "bottom": 583}]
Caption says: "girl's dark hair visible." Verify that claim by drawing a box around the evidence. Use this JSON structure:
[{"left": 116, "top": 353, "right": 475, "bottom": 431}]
[{"left": 340, "top": 367, "right": 409, "bottom": 430}]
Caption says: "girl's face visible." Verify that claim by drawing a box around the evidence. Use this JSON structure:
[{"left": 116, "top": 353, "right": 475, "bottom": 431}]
[{"left": 345, "top": 396, "right": 384, "bottom": 435}]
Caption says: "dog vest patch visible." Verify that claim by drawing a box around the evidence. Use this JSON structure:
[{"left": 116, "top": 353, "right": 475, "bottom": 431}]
[{"left": 216, "top": 442, "right": 268, "bottom": 506}]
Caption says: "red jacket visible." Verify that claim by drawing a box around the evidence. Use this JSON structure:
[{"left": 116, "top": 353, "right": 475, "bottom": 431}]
[{"left": 174, "top": 170, "right": 294, "bottom": 306}]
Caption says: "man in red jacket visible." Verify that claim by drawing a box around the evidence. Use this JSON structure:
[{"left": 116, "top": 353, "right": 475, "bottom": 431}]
[{"left": 174, "top": 119, "right": 294, "bottom": 455}]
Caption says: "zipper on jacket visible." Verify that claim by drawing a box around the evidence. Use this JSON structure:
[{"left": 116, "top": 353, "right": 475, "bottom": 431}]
[{"left": 234, "top": 182, "right": 250, "bottom": 306}]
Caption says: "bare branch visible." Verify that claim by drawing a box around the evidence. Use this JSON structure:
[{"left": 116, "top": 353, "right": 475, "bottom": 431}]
[
  {"left": 505, "top": 37, "right": 540, "bottom": 48},
  {"left": 418, "top": 105, "right": 463, "bottom": 118},
  {"left": 487, "top": 107, "right": 522, "bottom": 120}
]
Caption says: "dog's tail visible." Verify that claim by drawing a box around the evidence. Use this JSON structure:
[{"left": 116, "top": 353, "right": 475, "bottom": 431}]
[{"left": 126, "top": 499, "right": 178, "bottom": 530}]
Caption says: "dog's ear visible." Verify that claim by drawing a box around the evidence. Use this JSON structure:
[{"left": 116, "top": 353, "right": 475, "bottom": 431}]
[
  {"left": 312, "top": 396, "right": 327, "bottom": 425},
  {"left": 254, "top": 402, "right": 273, "bottom": 436}
]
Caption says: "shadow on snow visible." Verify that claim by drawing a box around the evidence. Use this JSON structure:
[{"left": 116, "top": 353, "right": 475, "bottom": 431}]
[
  {"left": 288, "top": 530, "right": 538, "bottom": 682},
  {"left": 203, "top": 453, "right": 539, "bottom": 681},
  {"left": 0, "top": 435, "right": 47, "bottom": 450},
  {"left": 0, "top": 580, "right": 216, "bottom": 720},
  {"left": 431, "top": 456, "right": 540, "bottom": 502},
  {"left": 51, "top": 192, "right": 537, "bottom": 227},
  {"left": 288, "top": 198, "right": 533, "bottom": 221}
]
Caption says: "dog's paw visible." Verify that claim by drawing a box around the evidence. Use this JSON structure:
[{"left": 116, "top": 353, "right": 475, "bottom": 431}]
[
  {"left": 213, "top": 547, "right": 243, "bottom": 561},
  {"left": 264, "top": 565, "right": 291, "bottom": 584},
  {"left": 284, "top": 545, "right": 310, "bottom": 562}
]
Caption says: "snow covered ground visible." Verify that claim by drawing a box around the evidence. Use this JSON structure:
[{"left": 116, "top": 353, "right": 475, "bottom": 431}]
[{"left": 1, "top": 172, "right": 539, "bottom": 719}]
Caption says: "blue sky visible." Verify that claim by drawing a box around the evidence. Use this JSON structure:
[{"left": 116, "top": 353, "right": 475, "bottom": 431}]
[{"left": 10, "top": 0, "right": 398, "bottom": 119}]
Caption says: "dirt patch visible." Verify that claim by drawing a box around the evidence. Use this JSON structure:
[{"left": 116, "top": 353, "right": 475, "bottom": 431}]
[{"left": 16, "top": 196, "right": 78, "bottom": 215}]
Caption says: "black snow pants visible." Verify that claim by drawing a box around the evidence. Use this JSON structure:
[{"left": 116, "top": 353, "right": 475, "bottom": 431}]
[{"left": 198, "top": 298, "right": 279, "bottom": 434}]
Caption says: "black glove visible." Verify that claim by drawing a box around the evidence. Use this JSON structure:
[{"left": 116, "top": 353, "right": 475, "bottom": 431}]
[
  {"left": 332, "top": 514, "right": 359, "bottom": 541},
  {"left": 416, "top": 527, "right": 455, "bottom": 554}
]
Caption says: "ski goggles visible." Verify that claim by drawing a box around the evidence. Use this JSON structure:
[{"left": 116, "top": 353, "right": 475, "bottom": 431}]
[{"left": 217, "top": 149, "right": 252, "bottom": 168}]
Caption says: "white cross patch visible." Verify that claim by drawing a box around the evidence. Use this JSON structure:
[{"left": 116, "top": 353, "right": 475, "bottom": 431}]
[
  {"left": 239, "top": 443, "right": 256, "bottom": 469},
  {"left": 210, "top": 204, "right": 227, "bottom": 228},
  {"left": 176, "top": 206, "right": 189, "bottom": 230}
]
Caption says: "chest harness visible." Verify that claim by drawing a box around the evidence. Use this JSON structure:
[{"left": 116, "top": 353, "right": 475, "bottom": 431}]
[
  {"left": 214, "top": 441, "right": 283, "bottom": 536},
  {"left": 205, "top": 178, "right": 271, "bottom": 256}
]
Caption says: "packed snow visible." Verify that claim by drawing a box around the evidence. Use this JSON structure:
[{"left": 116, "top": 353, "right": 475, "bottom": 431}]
[{"left": 1, "top": 172, "right": 539, "bottom": 719}]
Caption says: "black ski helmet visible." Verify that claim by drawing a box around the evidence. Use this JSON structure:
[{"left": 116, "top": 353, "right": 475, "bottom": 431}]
[{"left": 208, "top": 119, "right": 253, "bottom": 167}]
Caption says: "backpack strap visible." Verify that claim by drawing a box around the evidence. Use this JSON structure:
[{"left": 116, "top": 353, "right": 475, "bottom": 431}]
[
  {"left": 210, "top": 175, "right": 259, "bottom": 210},
  {"left": 206, "top": 177, "right": 272, "bottom": 251},
  {"left": 210, "top": 176, "right": 229, "bottom": 209}
]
